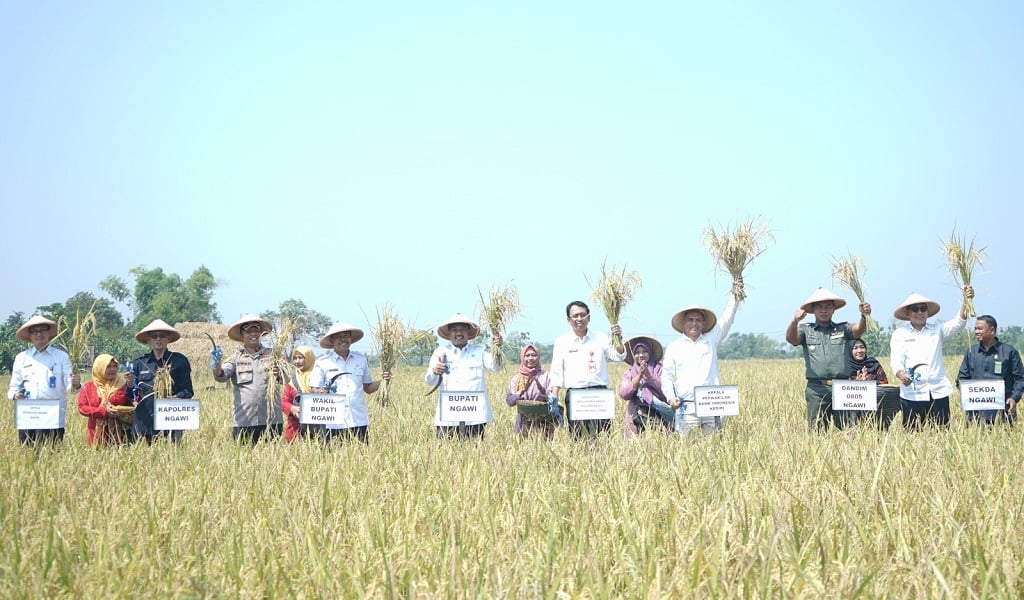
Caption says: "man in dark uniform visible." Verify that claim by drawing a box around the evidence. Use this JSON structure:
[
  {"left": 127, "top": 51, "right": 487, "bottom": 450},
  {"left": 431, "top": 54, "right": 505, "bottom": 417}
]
[
  {"left": 957, "top": 314, "right": 1024, "bottom": 425},
  {"left": 129, "top": 319, "right": 194, "bottom": 444}
]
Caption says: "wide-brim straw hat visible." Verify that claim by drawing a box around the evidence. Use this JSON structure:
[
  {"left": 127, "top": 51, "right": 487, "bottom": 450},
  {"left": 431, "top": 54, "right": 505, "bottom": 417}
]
[
  {"left": 135, "top": 319, "right": 181, "bottom": 344},
  {"left": 16, "top": 315, "right": 58, "bottom": 343},
  {"left": 437, "top": 313, "right": 480, "bottom": 341},
  {"left": 318, "top": 321, "right": 365, "bottom": 349},
  {"left": 227, "top": 314, "right": 273, "bottom": 342},
  {"left": 893, "top": 293, "right": 941, "bottom": 321},
  {"left": 670, "top": 306, "right": 718, "bottom": 334},
  {"left": 800, "top": 288, "right": 848, "bottom": 313},
  {"left": 624, "top": 335, "right": 664, "bottom": 365}
]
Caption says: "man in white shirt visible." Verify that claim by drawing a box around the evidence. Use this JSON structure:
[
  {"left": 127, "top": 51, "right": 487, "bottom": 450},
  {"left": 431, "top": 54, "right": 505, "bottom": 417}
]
[
  {"left": 661, "top": 280, "right": 741, "bottom": 436},
  {"left": 549, "top": 301, "right": 624, "bottom": 439},
  {"left": 424, "top": 313, "right": 502, "bottom": 440},
  {"left": 889, "top": 286, "right": 973, "bottom": 429},
  {"left": 309, "top": 321, "right": 389, "bottom": 444},
  {"left": 7, "top": 315, "right": 81, "bottom": 445}
]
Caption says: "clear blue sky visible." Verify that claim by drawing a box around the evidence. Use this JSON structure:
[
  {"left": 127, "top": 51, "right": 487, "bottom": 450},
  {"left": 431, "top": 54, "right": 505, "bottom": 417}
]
[{"left": 3, "top": 2, "right": 1022, "bottom": 351}]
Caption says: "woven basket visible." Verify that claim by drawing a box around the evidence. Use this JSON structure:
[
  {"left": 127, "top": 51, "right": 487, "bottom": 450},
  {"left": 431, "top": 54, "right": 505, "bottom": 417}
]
[
  {"left": 107, "top": 404, "right": 136, "bottom": 423},
  {"left": 516, "top": 399, "right": 553, "bottom": 421}
]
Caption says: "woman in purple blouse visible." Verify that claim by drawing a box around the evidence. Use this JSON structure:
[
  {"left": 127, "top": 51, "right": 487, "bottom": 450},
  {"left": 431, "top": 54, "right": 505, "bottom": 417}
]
[
  {"left": 619, "top": 336, "right": 672, "bottom": 438},
  {"left": 505, "top": 344, "right": 557, "bottom": 439}
]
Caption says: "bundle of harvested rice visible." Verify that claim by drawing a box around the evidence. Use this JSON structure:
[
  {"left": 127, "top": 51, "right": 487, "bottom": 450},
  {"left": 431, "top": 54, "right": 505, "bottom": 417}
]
[
  {"left": 477, "top": 282, "right": 522, "bottom": 370},
  {"left": 830, "top": 253, "right": 879, "bottom": 331},
  {"left": 701, "top": 216, "right": 774, "bottom": 302},
  {"left": 370, "top": 303, "right": 410, "bottom": 406},
  {"left": 942, "top": 230, "right": 985, "bottom": 317},
  {"left": 262, "top": 317, "right": 296, "bottom": 417},
  {"left": 56, "top": 305, "right": 98, "bottom": 370},
  {"left": 588, "top": 261, "right": 642, "bottom": 354}
]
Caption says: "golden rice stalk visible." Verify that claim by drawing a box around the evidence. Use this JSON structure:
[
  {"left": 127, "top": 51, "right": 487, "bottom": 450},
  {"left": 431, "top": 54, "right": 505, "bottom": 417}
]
[
  {"left": 588, "top": 261, "right": 642, "bottom": 354},
  {"left": 262, "top": 317, "right": 295, "bottom": 423},
  {"left": 371, "top": 304, "right": 410, "bottom": 406},
  {"left": 154, "top": 364, "right": 173, "bottom": 398},
  {"left": 830, "top": 253, "right": 879, "bottom": 332},
  {"left": 701, "top": 216, "right": 774, "bottom": 302},
  {"left": 56, "top": 304, "right": 98, "bottom": 370},
  {"left": 477, "top": 282, "right": 523, "bottom": 371},
  {"left": 942, "top": 230, "right": 986, "bottom": 317}
]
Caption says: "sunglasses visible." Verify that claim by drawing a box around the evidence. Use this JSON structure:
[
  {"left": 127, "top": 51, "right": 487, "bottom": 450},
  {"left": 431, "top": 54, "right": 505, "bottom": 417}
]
[
  {"left": 241, "top": 325, "right": 264, "bottom": 333},
  {"left": 908, "top": 305, "right": 930, "bottom": 313},
  {"left": 148, "top": 332, "right": 169, "bottom": 339}
]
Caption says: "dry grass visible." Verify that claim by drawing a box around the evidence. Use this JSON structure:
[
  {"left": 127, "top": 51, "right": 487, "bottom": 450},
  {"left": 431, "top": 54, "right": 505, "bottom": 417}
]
[
  {"left": 701, "top": 216, "right": 774, "bottom": 302},
  {"left": 830, "top": 253, "right": 879, "bottom": 331},
  {"left": 477, "top": 282, "right": 522, "bottom": 370},
  {"left": 588, "top": 261, "right": 642, "bottom": 354},
  {"left": 1, "top": 357, "right": 1022, "bottom": 597},
  {"left": 942, "top": 230, "right": 985, "bottom": 317}
]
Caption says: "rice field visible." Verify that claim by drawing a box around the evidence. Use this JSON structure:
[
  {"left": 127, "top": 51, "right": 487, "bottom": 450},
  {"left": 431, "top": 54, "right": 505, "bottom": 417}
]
[{"left": 1, "top": 357, "right": 1021, "bottom": 598}]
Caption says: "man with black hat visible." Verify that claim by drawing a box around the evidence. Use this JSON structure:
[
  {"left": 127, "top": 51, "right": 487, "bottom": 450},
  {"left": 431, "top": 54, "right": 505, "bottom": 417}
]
[{"left": 786, "top": 288, "right": 871, "bottom": 431}]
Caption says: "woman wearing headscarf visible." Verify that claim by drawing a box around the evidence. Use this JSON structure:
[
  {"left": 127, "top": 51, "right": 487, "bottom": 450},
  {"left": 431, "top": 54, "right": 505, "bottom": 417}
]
[
  {"left": 505, "top": 344, "right": 557, "bottom": 439},
  {"left": 850, "top": 339, "right": 888, "bottom": 384},
  {"left": 619, "top": 336, "right": 671, "bottom": 438},
  {"left": 843, "top": 338, "right": 898, "bottom": 428},
  {"left": 77, "top": 354, "right": 134, "bottom": 446},
  {"left": 281, "top": 346, "right": 316, "bottom": 443}
]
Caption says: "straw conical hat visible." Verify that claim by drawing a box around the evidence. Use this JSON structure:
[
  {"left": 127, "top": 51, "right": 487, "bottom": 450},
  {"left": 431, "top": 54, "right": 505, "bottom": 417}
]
[
  {"left": 16, "top": 315, "right": 58, "bottom": 343},
  {"left": 227, "top": 314, "right": 273, "bottom": 342},
  {"left": 437, "top": 313, "right": 480, "bottom": 340},
  {"left": 135, "top": 319, "right": 181, "bottom": 343},
  {"left": 893, "top": 293, "right": 941, "bottom": 321},
  {"left": 670, "top": 306, "right": 718, "bottom": 334},
  {"left": 624, "top": 335, "right": 664, "bottom": 365},
  {"left": 800, "top": 288, "right": 848, "bottom": 313},
  {"left": 318, "top": 321, "right": 365, "bottom": 349}
]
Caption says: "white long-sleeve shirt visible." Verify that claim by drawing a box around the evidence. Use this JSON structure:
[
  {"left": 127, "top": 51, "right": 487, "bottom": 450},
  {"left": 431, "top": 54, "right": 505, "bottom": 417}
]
[
  {"left": 424, "top": 342, "right": 498, "bottom": 426},
  {"left": 7, "top": 345, "right": 74, "bottom": 427},
  {"left": 661, "top": 296, "right": 738, "bottom": 402},
  {"left": 309, "top": 350, "right": 374, "bottom": 428},
  {"left": 549, "top": 330, "right": 625, "bottom": 390},
  {"left": 890, "top": 316, "right": 966, "bottom": 401}
]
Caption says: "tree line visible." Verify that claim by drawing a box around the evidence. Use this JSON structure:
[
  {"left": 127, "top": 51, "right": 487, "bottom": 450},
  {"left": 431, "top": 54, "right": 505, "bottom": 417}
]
[{"left": 1, "top": 265, "right": 1017, "bottom": 372}]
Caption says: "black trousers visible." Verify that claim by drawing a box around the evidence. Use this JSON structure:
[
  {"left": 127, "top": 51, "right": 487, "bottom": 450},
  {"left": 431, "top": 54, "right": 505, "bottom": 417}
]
[
  {"left": 232, "top": 423, "right": 284, "bottom": 445},
  {"left": 435, "top": 424, "right": 486, "bottom": 440},
  {"left": 18, "top": 428, "right": 64, "bottom": 446},
  {"left": 324, "top": 426, "right": 369, "bottom": 444},
  {"left": 901, "top": 395, "right": 950, "bottom": 429}
]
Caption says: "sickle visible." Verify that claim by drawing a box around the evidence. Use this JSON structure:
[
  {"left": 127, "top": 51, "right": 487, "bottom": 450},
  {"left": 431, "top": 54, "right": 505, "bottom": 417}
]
[
  {"left": 425, "top": 375, "right": 443, "bottom": 396},
  {"left": 205, "top": 333, "right": 217, "bottom": 351},
  {"left": 328, "top": 372, "right": 350, "bottom": 388}
]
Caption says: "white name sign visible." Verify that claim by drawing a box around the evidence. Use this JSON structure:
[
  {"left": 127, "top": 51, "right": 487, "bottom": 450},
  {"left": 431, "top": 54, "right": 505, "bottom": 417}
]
[
  {"left": 831, "top": 380, "right": 877, "bottom": 411},
  {"left": 694, "top": 385, "right": 741, "bottom": 417},
  {"left": 567, "top": 388, "right": 615, "bottom": 421},
  {"left": 301, "top": 393, "right": 351, "bottom": 427},
  {"left": 959, "top": 380, "right": 1006, "bottom": 412},
  {"left": 439, "top": 391, "right": 488, "bottom": 422},
  {"left": 154, "top": 399, "right": 201, "bottom": 430},
  {"left": 15, "top": 398, "right": 63, "bottom": 430}
]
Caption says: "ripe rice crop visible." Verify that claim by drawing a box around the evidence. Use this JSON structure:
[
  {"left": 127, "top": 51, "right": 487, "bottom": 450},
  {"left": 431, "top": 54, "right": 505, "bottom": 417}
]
[{"left": 1, "top": 357, "right": 1021, "bottom": 596}]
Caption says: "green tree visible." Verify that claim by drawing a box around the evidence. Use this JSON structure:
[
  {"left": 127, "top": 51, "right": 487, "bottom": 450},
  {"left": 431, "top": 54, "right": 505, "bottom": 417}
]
[
  {"left": 0, "top": 312, "right": 26, "bottom": 373},
  {"left": 719, "top": 332, "right": 798, "bottom": 359},
  {"left": 100, "top": 265, "right": 220, "bottom": 328},
  {"left": 261, "top": 298, "right": 332, "bottom": 349},
  {"left": 403, "top": 329, "right": 437, "bottom": 366}
]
